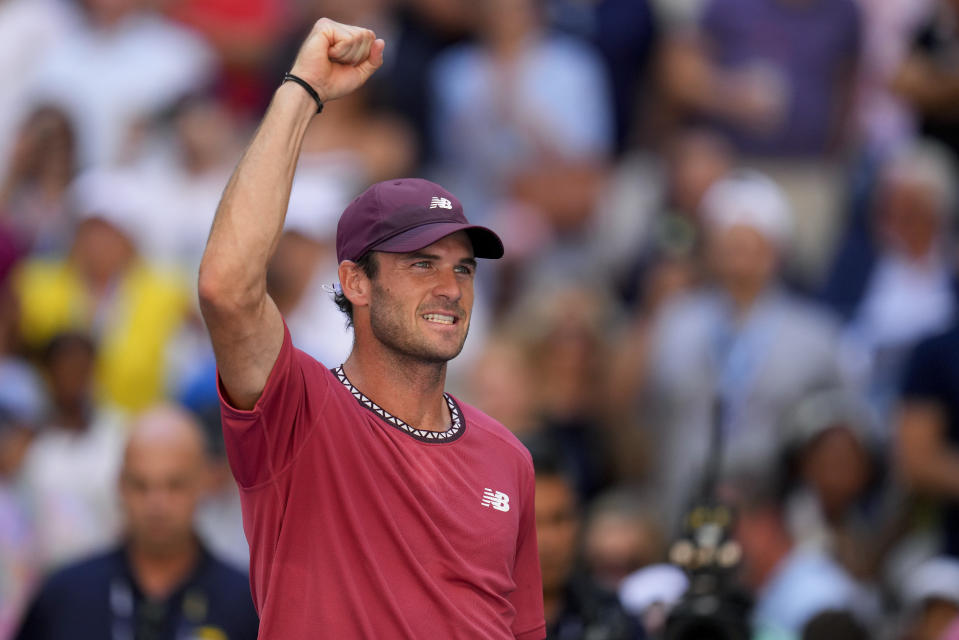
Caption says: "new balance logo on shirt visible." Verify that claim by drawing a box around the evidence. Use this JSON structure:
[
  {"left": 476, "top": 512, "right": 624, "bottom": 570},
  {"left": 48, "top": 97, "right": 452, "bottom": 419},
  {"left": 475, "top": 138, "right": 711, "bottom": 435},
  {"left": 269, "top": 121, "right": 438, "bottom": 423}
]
[
  {"left": 430, "top": 196, "right": 453, "bottom": 210},
  {"left": 481, "top": 488, "right": 510, "bottom": 512}
]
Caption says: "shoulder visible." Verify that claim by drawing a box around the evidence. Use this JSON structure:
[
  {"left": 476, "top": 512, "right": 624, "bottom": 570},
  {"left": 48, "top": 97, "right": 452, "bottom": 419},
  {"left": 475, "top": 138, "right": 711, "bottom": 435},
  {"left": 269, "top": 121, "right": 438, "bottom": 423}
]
[
  {"left": 199, "top": 552, "right": 254, "bottom": 595},
  {"left": 39, "top": 548, "right": 121, "bottom": 597},
  {"left": 455, "top": 398, "right": 533, "bottom": 467}
]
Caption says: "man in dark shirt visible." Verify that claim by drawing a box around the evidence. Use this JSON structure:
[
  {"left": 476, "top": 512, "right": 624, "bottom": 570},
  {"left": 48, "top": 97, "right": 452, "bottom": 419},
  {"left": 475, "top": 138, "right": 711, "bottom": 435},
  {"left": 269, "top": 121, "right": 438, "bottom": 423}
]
[
  {"left": 898, "top": 315, "right": 959, "bottom": 557},
  {"left": 532, "top": 445, "right": 644, "bottom": 640},
  {"left": 15, "top": 404, "right": 258, "bottom": 640}
]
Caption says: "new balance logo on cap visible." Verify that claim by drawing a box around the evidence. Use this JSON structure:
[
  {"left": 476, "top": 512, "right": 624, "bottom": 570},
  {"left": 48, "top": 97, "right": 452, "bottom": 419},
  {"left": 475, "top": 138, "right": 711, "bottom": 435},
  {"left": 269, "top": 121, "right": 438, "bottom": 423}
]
[
  {"left": 481, "top": 488, "right": 510, "bottom": 512},
  {"left": 429, "top": 196, "right": 453, "bottom": 210}
]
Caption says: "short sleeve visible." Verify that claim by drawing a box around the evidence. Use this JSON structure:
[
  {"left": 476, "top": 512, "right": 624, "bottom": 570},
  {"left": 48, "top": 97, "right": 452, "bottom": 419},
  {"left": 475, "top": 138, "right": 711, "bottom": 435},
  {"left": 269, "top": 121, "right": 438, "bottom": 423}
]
[
  {"left": 218, "top": 322, "right": 330, "bottom": 488},
  {"left": 509, "top": 455, "right": 547, "bottom": 640}
]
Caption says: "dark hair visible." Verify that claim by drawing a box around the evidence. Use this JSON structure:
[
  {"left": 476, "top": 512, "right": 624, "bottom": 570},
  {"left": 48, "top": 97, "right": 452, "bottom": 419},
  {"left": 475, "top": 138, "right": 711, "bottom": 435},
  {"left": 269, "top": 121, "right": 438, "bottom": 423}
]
[{"left": 334, "top": 252, "right": 379, "bottom": 328}]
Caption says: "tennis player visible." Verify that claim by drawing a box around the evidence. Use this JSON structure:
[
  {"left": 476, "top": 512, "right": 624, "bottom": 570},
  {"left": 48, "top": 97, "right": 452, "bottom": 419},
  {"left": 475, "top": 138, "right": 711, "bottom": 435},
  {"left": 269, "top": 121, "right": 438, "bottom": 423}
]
[{"left": 198, "top": 18, "right": 546, "bottom": 640}]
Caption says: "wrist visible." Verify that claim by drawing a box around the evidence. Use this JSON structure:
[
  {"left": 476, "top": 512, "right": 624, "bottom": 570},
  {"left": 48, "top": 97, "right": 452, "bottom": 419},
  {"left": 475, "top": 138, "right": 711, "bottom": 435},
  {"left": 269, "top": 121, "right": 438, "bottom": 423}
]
[
  {"left": 276, "top": 81, "right": 321, "bottom": 121},
  {"left": 282, "top": 72, "right": 325, "bottom": 114}
]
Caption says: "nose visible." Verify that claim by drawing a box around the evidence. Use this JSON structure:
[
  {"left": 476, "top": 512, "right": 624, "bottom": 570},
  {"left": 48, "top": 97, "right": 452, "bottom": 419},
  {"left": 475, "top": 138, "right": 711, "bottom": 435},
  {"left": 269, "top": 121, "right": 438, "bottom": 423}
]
[{"left": 432, "top": 266, "right": 462, "bottom": 301}]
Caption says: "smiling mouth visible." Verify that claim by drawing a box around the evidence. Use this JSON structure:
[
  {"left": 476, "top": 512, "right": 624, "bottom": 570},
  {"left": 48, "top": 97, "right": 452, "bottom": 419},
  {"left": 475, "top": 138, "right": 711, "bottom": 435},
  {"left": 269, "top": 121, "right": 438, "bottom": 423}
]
[{"left": 422, "top": 313, "right": 457, "bottom": 325}]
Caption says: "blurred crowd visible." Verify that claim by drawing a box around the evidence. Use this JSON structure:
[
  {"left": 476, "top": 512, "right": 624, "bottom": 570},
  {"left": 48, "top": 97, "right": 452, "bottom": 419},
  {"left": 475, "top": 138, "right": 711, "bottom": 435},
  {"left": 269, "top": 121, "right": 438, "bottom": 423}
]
[{"left": 1, "top": 0, "right": 959, "bottom": 638}]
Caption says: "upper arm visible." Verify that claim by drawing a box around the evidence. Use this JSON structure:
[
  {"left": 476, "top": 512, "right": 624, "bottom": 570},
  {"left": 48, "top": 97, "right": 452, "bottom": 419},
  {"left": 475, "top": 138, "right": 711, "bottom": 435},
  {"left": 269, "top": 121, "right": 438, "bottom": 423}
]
[{"left": 199, "top": 286, "right": 285, "bottom": 411}]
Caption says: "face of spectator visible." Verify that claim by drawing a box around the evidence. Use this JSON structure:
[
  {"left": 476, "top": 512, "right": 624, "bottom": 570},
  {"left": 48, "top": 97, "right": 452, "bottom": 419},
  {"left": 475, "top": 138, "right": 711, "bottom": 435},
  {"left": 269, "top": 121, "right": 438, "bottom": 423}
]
[
  {"left": 175, "top": 98, "right": 235, "bottom": 173},
  {"left": 536, "top": 474, "right": 580, "bottom": 593},
  {"left": 800, "top": 426, "right": 870, "bottom": 522},
  {"left": 362, "top": 232, "right": 475, "bottom": 364},
  {"left": 480, "top": 0, "right": 539, "bottom": 47},
  {"left": 878, "top": 177, "right": 942, "bottom": 260},
  {"left": 708, "top": 225, "right": 778, "bottom": 301},
  {"left": 71, "top": 218, "right": 136, "bottom": 286},
  {"left": 45, "top": 335, "right": 95, "bottom": 413},
  {"left": 268, "top": 231, "right": 323, "bottom": 313},
  {"left": 469, "top": 337, "right": 536, "bottom": 435},
  {"left": 10, "top": 106, "right": 75, "bottom": 184},
  {"left": 120, "top": 408, "right": 206, "bottom": 556}
]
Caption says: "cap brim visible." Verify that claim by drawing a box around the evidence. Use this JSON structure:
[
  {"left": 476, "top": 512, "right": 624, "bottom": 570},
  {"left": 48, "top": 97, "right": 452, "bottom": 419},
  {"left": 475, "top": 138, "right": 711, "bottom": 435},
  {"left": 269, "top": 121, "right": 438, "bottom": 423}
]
[{"left": 370, "top": 221, "right": 504, "bottom": 259}]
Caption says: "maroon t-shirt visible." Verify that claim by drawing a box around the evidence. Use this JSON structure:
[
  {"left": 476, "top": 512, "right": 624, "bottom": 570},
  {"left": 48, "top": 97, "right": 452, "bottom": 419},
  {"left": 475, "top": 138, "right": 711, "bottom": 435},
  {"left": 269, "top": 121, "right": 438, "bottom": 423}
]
[{"left": 218, "top": 325, "right": 546, "bottom": 639}]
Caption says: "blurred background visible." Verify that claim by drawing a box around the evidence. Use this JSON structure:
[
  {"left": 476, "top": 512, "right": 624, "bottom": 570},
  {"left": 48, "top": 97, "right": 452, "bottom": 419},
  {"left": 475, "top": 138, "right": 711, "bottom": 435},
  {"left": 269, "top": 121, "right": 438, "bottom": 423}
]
[{"left": 2, "top": 0, "right": 959, "bottom": 638}]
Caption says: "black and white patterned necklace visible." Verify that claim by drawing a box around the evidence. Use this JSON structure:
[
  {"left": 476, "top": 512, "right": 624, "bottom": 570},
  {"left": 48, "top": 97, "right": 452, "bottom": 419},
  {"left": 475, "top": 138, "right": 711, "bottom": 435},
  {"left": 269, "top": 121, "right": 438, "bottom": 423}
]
[{"left": 333, "top": 366, "right": 465, "bottom": 443}]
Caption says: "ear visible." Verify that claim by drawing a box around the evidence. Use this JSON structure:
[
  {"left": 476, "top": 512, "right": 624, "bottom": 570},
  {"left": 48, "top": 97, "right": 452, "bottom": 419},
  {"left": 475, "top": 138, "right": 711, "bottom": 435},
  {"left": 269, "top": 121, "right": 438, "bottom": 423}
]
[{"left": 338, "top": 260, "right": 372, "bottom": 308}]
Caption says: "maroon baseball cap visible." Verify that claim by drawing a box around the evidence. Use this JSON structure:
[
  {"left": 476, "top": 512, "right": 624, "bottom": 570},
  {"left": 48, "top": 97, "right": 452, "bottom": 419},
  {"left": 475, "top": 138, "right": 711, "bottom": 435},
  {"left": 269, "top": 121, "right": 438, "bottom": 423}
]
[{"left": 335, "top": 178, "right": 504, "bottom": 263}]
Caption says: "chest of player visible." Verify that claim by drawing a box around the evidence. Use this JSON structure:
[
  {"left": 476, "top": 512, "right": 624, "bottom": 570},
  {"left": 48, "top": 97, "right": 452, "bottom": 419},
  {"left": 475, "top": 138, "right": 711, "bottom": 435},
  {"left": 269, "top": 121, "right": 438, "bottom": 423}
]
[{"left": 284, "top": 390, "right": 524, "bottom": 592}]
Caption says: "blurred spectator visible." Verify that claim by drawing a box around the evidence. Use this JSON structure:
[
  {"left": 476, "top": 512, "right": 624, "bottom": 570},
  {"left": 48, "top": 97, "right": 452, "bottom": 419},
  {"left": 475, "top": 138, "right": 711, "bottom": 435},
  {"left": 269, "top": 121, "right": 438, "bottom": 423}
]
[
  {"left": 461, "top": 329, "right": 539, "bottom": 436},
  {"left": 0, "top": 106, "right": 77, "bottom": 255},
  {"left": 14, "top": 404, "right": 259, "bottom": 640},
  {"left": 26, "top": 0, "right": 215, "bottom": 167},
  {"left": 660, "top": 0, "right": 861, "bottom": 158},
  {"left": 548, "top": 0, "right": 658, "bottom": 153},
  {"left": 582, "top": 488, "right": 666, "bottom": 592},
  {"left": 0, "top": 0, "right": 77, "bottom": 179},
  {"left": 368, "top": 0, "right": 475, "bottom": 164},
  {"left": 17, "top": 332, "right": 125, "bottom": 572},
  {"left": 0, "top": 416, "right": 37, "bottom": 640},
  {"left": 643, "top": 171, "right": 843, "bottom": 525},
  {"left": 604, "top": 128, "right": 732, "bottom": 310},
  {"left": 515, "top": 286, "right": 619, "bottom": 500},
  {"left": 896, "top": 308, "right": 959, "bottom": 557},
  {"left": 165, "top": 0, "right": 290, "bottom": 116},
  {"left": 781, "top": 390, "right": 891, "bottom": 581},
  {"left": 723, "top": 473, "right": 875, "bottom": 639},
  {"left": 127, "top": 92, "right": 242, "bottom": 273},
  {"left": 893, "top": 0, "right": 959, "bottom": 159},
  {"left": 898, "top": 557, "right": 959, "bottom": 640},
  {"left": 14, "top": 169, "right": 190, "bottom": 412},
  {"left": 829, "top": 141, "right": 958, "bottom": 421},
  {"left": 532, "top": 447, "right": 644, "bottom": 640},
  {"left": 430, "top": 0, "right": 613, "bottom": 234},
  {"left": 853, "top": 0, "right": 935, "bottom": 155},
  {"left": 0, "top": 279, "right": 43, "bottom": 640},
  {"left": 267, "top": 166, "right": 355, "bottom": 366},
  {"left": 299, "top": 87, "right": 417, "bottom": 186}
]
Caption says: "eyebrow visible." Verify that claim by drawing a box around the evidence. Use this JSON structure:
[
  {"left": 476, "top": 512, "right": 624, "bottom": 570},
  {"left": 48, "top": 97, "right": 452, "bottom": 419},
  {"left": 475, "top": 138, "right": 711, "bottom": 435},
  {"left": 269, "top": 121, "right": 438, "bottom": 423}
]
[{"left": 405, "top": 252, "right": 477, "bottom": 267}]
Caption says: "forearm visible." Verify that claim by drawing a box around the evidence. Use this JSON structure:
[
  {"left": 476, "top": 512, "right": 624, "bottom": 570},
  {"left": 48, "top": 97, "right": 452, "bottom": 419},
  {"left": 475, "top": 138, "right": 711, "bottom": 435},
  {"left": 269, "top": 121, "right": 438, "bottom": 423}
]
[{"left": 199, "top": 82, "right": 316, "bottom": 308}]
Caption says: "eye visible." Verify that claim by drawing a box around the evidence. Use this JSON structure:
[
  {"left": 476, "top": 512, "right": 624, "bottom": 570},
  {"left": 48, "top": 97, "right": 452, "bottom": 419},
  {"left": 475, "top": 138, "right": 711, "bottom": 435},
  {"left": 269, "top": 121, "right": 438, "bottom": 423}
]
[
  {"left": 454, "top": 264, "right": 474, "bottom": 276},
  {"left": 412, "top": 261, "right": 432, "bottom": 269}
]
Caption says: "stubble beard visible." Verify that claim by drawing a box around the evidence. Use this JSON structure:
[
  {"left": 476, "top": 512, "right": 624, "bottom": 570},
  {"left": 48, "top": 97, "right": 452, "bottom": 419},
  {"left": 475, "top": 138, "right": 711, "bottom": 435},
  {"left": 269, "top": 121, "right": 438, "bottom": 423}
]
[{"left": 368, "top": 283, "right": 470, "bottom": 365}]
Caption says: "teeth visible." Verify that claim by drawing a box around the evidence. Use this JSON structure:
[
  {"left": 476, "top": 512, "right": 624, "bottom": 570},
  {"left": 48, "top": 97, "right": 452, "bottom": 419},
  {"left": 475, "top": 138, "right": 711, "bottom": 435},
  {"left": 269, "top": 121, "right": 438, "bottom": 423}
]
[{"left": 423, "top": 313, "right": 455, "bottom": 325}]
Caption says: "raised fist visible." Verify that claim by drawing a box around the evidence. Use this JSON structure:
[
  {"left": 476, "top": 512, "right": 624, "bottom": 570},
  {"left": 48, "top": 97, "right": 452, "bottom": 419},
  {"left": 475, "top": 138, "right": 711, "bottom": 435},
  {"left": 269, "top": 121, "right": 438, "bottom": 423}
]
[{"left": 289, "top": 18, "right": 385, "bottom": 104}]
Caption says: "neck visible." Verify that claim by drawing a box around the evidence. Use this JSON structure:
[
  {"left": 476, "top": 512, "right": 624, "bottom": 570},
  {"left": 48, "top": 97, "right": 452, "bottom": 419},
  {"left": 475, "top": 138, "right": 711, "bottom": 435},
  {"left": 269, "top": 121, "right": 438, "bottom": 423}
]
[
  {"left": 342, "top": 345, "right": 451, "bottom": 433},
  {"left": 56, "top": 401, "right": 89, "bottom": 431},
  {"left": 725, "top": 283, "right": 765, "bottom": 316},
  {"left": 127, "top": 536, "right": 199, "bottom": 600}
]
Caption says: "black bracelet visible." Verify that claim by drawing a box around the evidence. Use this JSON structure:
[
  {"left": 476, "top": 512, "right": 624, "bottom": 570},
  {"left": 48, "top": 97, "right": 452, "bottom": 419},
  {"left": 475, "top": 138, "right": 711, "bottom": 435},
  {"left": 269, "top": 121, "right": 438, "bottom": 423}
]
[{"left": 283, "top": 72, "right": 324, "bottom": 114}]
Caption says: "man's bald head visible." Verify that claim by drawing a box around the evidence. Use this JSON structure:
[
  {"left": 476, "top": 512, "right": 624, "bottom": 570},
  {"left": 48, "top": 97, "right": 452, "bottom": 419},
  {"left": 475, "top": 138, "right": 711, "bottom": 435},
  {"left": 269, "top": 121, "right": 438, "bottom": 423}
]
[
  {"left": 124, "top": 403, "right": 207, "bottom": 468},
  {"left": 120, "top": 404, "right": 209, "bottom": 556}
]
